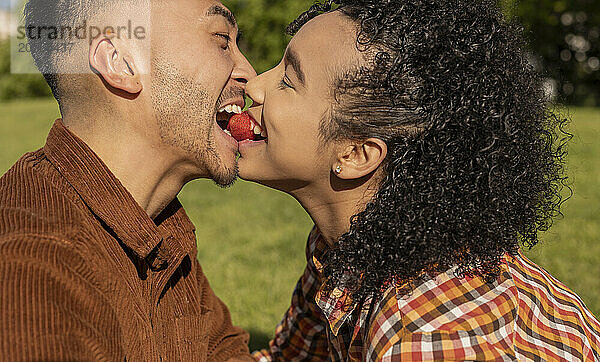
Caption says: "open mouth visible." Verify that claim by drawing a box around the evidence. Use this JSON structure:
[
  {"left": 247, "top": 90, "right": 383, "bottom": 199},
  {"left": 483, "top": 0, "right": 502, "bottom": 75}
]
[{"left": 216, "top": 103, "right": 267, "bottom": 142}]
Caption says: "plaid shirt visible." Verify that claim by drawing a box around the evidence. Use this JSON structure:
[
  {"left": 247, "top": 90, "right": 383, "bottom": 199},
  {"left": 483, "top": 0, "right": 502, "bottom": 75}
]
[{"left": 253, "top": 227, "right": 600, "bottom": 361}]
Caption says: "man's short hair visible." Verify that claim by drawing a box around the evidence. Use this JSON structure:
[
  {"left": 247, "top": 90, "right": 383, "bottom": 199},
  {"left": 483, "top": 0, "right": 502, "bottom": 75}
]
[{"left": 23, "top": 0, "right": 120, "bottom": 100}]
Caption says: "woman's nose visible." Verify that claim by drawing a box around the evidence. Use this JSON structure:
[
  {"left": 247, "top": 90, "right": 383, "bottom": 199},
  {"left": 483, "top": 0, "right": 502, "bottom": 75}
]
[{"left": 245, "top": 72, "right": 266, "bottom": 105}]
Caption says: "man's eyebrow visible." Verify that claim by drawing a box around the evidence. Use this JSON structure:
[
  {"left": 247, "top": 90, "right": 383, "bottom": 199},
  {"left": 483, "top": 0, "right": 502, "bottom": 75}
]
[
  {"left": 206, "top": 5, "right": 237, "bottom": 28},
  {"left": 284, "top": 49, "right": 305, "bottom": 85}
]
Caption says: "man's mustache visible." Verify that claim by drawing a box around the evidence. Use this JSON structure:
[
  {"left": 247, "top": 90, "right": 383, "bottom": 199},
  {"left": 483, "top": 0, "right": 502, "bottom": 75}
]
[{"left": 216, "top": 87, "right": 245, "bottom": 107}]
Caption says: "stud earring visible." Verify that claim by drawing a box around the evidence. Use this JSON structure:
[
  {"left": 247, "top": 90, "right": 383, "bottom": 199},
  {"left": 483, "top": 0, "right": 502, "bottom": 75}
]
[{"left": 335, "top": 165, "right": 342, "bottom": 174}]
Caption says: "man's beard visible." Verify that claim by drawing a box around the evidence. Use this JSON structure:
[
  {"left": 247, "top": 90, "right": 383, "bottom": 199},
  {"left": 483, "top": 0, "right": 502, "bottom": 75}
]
[{"left": 150, "top": 57, "right": 238, "bottom": 187}]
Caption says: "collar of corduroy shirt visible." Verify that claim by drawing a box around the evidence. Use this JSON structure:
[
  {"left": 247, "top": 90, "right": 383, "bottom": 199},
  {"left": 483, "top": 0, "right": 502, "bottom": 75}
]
[
  {"left": 44, "top": 119, "right": 207, "bottom": 346},
  {"left": 43, "top": 119, "right": 197, "bottom": 275}
]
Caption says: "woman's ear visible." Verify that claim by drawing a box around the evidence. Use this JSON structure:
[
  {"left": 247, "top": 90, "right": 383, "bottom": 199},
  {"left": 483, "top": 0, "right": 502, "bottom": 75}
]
[
  {"left": 89, "top": 34, "right": 142, "bottom": 94},
  {"left": 333, "top": 138, "right": 388, "bottom": 179}
]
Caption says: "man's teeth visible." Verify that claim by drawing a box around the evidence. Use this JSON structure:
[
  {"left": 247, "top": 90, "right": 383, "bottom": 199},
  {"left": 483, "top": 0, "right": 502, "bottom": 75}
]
[
  {"left": 218, "top": 104, "right": 243, "bottom": 114},
  {"left": 216, "top": 103, "right": 266, "bottom": 139}
]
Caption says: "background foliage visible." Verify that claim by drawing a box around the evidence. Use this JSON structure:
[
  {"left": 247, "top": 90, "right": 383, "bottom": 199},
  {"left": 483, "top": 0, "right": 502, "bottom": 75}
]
[
  {"left": 503, "top": 0, "right": 600, "bottom": 106},
  {"left": 224, "top": 0, "right": 314, "bottom": 73},
  {"left": 0, "top": 0, "right": 598, "bottom": 104}
]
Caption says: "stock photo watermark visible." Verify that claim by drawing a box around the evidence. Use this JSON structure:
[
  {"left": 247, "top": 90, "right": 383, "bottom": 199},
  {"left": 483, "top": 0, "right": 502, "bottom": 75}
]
[{"left": 6, "top": 1, "right": 151, "bottom": 74}]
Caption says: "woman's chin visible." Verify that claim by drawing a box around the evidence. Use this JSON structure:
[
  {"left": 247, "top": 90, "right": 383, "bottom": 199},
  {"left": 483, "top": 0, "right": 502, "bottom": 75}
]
[
  {"left": 246, "top": 178, "right": 310, "bottom": 195},
  {"left": 238, "top": 166, "right": 308, "bottom": 193},
  {"left": 237, "top": 166, "right": 278, "bottom": 185},
  {"left": 237, "top": 161, "right": 279, "bottom": 186}
]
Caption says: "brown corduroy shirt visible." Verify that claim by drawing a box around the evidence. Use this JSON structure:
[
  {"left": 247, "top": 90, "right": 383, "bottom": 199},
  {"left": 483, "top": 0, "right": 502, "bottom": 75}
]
[{"left": 0, "top": 119, "right": 253, "bottom": 361}]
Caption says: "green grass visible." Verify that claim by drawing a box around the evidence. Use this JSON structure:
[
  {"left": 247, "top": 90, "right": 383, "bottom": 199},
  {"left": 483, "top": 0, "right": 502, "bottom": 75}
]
[
  {"left": 1, "top": 98, "right": 599, "bottom": 348},
  {"left": 523, "top": 107, "right": 600, "bottom": 314}
]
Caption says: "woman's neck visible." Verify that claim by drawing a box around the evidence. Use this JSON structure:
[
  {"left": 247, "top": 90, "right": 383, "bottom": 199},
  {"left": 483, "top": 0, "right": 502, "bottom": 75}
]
[{"left": 291, "top": 180, "right": 378, "bottom": 246}]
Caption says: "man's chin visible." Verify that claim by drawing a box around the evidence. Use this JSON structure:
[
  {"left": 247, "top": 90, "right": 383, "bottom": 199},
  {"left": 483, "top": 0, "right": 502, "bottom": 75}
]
[
  {"left": 192, "top": 142, "right": 239, "bottom": 187},
  {"left": 212, "top": 172, "right": 238, "bottom": 188},
  {"left": 206, "top": 161, "right": 239, "bottom": 188},
  {"left": 203, "top": 127, "right": 241, "bottom": 187}
]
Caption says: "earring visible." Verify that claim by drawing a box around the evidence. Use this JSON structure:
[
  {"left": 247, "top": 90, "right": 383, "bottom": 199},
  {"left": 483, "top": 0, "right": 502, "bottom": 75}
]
[{"left": 335, "top": 165, "right": 342, "bottom": 174}]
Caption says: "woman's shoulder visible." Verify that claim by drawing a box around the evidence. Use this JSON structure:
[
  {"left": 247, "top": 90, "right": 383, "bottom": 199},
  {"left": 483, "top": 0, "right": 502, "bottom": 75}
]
[
  {"left": 365, "top": 254, "right": 600, "bottom": 360},
  {"left": 363, "top": 264, "right": 519, "bottom": 359}
]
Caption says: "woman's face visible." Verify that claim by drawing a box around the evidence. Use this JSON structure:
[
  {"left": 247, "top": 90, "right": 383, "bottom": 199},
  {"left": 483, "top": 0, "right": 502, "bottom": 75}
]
[{"left": 238, "top": 12, "right": 361, "bottom": 192}]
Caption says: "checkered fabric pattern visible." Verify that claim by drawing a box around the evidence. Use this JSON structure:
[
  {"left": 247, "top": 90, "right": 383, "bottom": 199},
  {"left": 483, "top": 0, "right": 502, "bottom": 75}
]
[{"left": 253, "top": 227, "right": 600, "bottom": 361}]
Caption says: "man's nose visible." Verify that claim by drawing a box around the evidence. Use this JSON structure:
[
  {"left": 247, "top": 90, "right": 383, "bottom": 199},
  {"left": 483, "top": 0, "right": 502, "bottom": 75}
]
[
  {"left": 231, "top": 52, "right": 257, "bottom": 86},
  {"left": 245, "top": 62, "right": 280, "bottom": 106}
]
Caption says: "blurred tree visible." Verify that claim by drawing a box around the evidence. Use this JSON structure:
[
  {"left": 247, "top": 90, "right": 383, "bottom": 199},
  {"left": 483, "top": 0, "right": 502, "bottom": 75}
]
[
  {"left": 229, "top": 0, "right": 600, "bottom": 105},
  {"left": 503, "top": 0, "right": 600, "bottom": 106},
  {"left": 224, "top": 0, "right": 314, "bottom": 73}
]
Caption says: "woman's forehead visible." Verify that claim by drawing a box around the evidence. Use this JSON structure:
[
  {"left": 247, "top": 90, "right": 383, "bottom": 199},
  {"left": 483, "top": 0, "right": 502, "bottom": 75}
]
[{"left": 288, "top": 12, "right": 362, "bottom": 85}]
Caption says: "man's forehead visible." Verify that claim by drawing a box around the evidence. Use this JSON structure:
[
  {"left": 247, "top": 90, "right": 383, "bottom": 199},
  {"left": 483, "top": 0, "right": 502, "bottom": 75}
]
[{"left": 155, "top": 0, "right": 236, "bottom": 27}]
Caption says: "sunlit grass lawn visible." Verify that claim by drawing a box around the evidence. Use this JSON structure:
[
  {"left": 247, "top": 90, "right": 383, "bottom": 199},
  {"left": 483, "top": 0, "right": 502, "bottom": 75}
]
[{"left": 1, "top": 98, "right": 599, "bottom": 348}]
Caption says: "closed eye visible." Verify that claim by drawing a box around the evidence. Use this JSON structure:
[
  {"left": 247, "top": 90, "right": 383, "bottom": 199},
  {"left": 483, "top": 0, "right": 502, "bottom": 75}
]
[
  {"left": 215, "top": 33, "right": 231, "bottom": 50},
  {"left": 278, "top": 75, "right": 294, "bottom": 90}
]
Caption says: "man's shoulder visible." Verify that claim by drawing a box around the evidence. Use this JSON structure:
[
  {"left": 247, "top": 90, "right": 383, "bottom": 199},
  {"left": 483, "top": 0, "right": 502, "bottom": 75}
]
[
  {"left": 1, "top": 148, "right": 57, "bottom": 203},
  {"left": 0, "top": 148, "right": 90, "bottom": 250}
]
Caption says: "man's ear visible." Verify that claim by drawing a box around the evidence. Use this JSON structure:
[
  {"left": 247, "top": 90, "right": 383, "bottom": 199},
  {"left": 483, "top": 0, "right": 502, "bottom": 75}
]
[
  {"left": 333, "top": 138, "right": 388, "bottom": 179},
  {"left": 89, "top": 35, "right": 142, "bottom": 94}
]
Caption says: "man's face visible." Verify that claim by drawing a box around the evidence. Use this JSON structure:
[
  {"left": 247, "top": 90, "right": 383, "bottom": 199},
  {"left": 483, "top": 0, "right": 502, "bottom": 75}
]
[
  {"left": 238, "top": 12, "right": 361, "bottom": 192},
  {"left": 150, "top": 0, "right": 255, "bottom": 186}
]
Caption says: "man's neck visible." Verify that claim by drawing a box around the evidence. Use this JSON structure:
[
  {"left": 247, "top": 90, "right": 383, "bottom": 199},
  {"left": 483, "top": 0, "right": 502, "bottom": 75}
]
[{"left": 62, "top": 115, "right": 196, "bottom": 219}]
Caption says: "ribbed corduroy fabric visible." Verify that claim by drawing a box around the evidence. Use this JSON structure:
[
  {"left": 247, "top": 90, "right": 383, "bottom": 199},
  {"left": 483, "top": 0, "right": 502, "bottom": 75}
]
[{"left": 0, "top": 119, "right": 253, "bottom": 361}]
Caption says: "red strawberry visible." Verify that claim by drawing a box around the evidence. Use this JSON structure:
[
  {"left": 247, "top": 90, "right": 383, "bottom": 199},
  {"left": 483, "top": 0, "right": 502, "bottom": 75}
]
[{"left": 227, "top": 112, "right": 256, "bottom": 141}]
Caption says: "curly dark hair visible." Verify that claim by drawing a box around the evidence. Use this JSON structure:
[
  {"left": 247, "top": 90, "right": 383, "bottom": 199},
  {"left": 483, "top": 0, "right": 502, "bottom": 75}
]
[{"left": 288, "top": 0, "right": 571, "bottom": 303}]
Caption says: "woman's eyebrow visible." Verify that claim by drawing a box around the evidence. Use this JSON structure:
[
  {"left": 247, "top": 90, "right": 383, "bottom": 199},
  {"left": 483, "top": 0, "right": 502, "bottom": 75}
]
[{"left": 284, "top": 49, "right": 305, "bottom": 86}]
